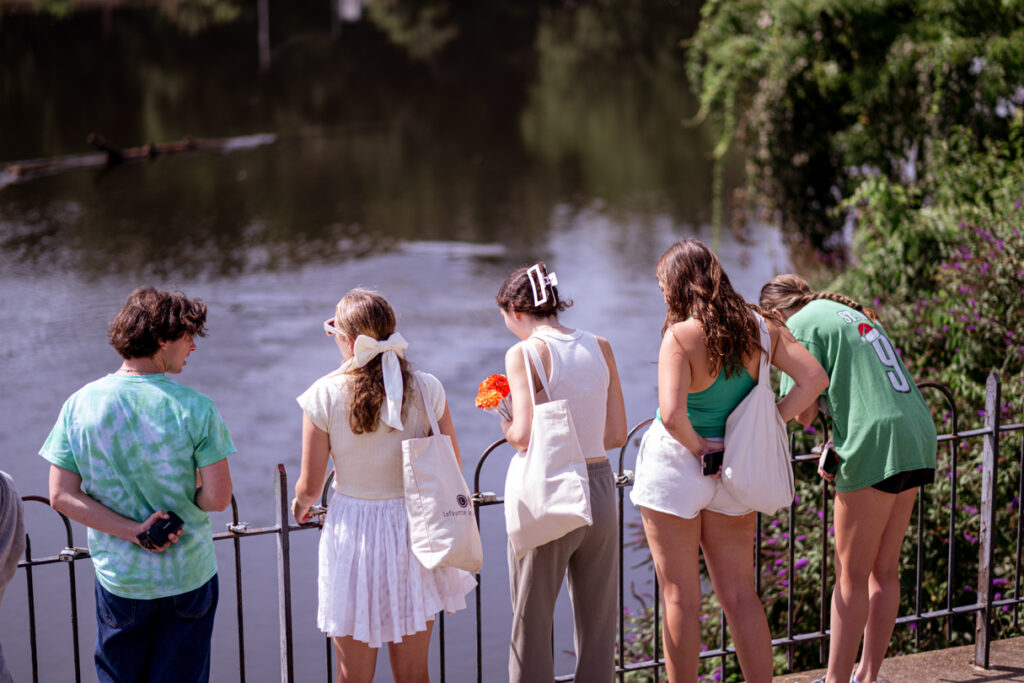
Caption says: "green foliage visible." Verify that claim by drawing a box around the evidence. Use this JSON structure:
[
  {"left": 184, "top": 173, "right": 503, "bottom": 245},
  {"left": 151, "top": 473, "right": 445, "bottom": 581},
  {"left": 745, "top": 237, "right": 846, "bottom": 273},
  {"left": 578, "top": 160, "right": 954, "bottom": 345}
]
[
  {"left": 687, "top": 0, "right": 1024, "bottom": 251},
  {"left": 835, "top": 118, "right": 1024, "bottom": 419}
]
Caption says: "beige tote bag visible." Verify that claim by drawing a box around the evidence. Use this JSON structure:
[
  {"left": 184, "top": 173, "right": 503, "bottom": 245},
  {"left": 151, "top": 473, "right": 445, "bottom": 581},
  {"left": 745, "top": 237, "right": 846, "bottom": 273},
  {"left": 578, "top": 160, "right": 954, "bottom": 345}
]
[
  {"left": 504, "top": 342, "right": 592, "bottom": 559},
  {"left": 402, "top": 374, "right": 483, "bottom": 572},
  {"left": 721, "top": 314, "right": 795, "bottom": 514}
]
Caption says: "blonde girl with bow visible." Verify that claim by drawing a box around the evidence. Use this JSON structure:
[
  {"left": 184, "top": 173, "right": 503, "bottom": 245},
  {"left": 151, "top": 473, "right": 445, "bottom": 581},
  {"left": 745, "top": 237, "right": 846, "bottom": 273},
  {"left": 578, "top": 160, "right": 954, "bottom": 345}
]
[{"left": 291, "top": 289, "right": 476, "bottom": 683}]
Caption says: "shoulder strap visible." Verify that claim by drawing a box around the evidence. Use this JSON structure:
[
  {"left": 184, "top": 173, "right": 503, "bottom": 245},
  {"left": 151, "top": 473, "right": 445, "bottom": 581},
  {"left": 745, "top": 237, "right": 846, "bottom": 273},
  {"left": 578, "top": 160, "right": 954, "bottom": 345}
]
[
  {"left": 519, "top": 340, "right": 551, "bottom": 405},
  {"left": 754, "top": 313, "right": 772, "bottom": 385},
  {"left": 413, "top": 373, "right": 441, "bottom": 436}
]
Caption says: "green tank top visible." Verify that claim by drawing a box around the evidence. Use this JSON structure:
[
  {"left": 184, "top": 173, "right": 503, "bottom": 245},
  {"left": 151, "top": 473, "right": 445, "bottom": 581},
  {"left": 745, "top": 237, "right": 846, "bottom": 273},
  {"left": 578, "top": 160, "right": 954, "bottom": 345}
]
[{"left": 657, "top": 366, "right": 756, "bottom": 438}]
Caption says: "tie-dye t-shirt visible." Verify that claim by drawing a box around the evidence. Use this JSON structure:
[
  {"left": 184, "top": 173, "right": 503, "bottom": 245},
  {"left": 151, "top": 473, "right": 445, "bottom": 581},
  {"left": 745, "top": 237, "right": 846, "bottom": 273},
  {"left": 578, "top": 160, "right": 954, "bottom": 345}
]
[{"left": 40, "top": 373, "right": 236, "bottom": 599}]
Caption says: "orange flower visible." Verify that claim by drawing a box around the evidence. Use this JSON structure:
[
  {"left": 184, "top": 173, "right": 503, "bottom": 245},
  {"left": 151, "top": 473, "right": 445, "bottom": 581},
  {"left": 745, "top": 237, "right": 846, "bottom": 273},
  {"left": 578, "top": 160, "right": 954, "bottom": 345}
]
[{"left": 475, "top": 374, "right": 510, "bottom": 409}]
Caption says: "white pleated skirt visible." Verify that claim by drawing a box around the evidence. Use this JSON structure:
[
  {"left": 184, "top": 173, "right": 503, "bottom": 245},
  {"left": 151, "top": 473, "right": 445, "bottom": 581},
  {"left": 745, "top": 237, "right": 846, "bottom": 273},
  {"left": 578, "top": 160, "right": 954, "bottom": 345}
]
[{"left": 317, "top": 493, "right": 477, "bottom": 648}]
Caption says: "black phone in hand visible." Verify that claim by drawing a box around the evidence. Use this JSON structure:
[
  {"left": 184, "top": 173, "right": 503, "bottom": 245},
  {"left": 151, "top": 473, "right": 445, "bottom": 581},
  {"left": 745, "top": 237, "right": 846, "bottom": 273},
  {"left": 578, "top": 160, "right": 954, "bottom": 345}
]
[
  {"left": 137, "top": 511, "right": 184, "bottom": 550},
  {"left": 701, "top": 449, "right": 724, "bottom": 477}
]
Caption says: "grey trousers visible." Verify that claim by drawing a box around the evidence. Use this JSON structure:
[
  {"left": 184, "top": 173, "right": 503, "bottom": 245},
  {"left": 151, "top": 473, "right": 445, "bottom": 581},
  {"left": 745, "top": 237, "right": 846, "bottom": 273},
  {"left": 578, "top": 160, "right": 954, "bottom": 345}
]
[{"left": 508, "top": 460, "right": 618, "bottom": 683}]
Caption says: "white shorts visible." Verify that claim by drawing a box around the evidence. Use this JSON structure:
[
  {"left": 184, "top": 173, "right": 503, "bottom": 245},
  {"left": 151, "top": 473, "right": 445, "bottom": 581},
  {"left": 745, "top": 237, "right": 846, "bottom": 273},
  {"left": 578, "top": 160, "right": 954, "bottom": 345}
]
[{"left": 629, "top": 419, "right": 750, "bottom": 519}]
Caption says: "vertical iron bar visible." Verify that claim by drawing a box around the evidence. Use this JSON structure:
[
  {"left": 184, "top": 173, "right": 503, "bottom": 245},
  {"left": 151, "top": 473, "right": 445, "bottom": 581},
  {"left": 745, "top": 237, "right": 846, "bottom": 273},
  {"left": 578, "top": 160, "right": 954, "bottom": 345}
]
[
  {"left": 25, "top": 535, "right": 38, "bottom": 683},
  {"left": 326, "top": 637, "right": 332, "bottom": 683},
  {"left": 230, "top": 496, "right": 246, "bottom": 683},
  {"left": 617, "top": 466, "right": 626, "bottom": 682},
  {"left": 474, "top": 498, "right": 483, "bottom": 683},
  {"left": 61, "top": 514, "right": 82, "bottom": 683},
  {"left": 653, "top": 576, "right": 661, "bottom": 682},
  {"left": 974, "top": 373, "right": 1000, "bottom": 669},
  {"left": 1014, "top": 421, "right": 1023, "bottom": 629},
  {"left": 820, "top": 477, "right": 829, "bottom": 666},
  {"left": 915, "top": 483, "right": 923, "bottom": 649},
  {"left": 276, "top": 464, "right": 295, "bottom": 683},
  {"left": 438, "top": 610, "right": 446, "bottom": 682}
]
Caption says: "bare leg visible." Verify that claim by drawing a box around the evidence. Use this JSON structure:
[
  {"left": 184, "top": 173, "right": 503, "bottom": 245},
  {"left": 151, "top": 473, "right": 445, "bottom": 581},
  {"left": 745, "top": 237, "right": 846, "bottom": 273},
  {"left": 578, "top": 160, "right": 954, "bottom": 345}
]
[
  {"left": 700, "top": 511, "right": 773, "bottom": 683},
  {"left": 854, "top": 488, "right": 917, "bottom": 683},
  {"left": 826, "top": 488, "right": 900, "bottom": 683},
  {"left": 640, "top": 506, "right": 702, "bottom": 683},
  {"left": 386, "top": 620, "right": 433, "bottom": 683},
  {"left": 333, "top": 636, "right": 378, "bottom": 683}
]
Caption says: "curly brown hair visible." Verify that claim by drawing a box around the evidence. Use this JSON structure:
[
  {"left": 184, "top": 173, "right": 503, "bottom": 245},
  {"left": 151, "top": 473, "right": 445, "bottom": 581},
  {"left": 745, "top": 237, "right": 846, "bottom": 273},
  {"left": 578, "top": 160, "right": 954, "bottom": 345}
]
[
  {"left": 334, "top": 289, "right": 414, "bottom": 434},
  {"left": 108, "top": 287, "right": 208, "bottom": 360},
  {"left": 655, "top": 239, "right": 761, "bottom": 378},
  {"left": 758, "top": 274, "right": 879, "bottom": 322},
  {"left": 495, "top": 262, "right": 572, "bottom": 316}
]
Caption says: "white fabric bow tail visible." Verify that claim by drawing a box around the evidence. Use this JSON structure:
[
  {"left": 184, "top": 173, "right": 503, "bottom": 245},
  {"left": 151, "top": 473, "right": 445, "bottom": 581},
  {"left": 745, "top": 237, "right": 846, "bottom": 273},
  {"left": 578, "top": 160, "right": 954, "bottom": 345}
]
[{"left": 352, "top": 332, "right": 409, "bottom": 430}]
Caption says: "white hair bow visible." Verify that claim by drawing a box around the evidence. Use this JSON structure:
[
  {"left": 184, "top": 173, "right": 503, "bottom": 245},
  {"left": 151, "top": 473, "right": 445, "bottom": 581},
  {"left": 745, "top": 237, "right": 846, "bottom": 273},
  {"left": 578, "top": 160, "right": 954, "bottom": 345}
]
[{"left": 352, "top": 332, "right": 409, "bottom": 430}]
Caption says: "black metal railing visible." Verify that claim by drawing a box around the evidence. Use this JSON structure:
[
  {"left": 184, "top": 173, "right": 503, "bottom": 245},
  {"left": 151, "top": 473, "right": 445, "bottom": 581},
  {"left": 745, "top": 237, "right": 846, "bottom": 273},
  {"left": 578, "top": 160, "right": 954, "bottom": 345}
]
[{"left": 10, "top": 373, "right": 1024, "bottom": 681}]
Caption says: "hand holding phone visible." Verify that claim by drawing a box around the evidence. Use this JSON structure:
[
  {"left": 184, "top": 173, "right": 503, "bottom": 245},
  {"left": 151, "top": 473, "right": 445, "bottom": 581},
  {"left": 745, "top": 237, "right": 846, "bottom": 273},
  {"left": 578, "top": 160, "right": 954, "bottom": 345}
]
[
  {"left": 701, "top": 449, "right": 725, "bottom": 477},
  {"left": 137, "top": 511, "right": 184, "bottom": 550},
  {"left": 817, "top": 441, "right": 838, "bottom": 482}
]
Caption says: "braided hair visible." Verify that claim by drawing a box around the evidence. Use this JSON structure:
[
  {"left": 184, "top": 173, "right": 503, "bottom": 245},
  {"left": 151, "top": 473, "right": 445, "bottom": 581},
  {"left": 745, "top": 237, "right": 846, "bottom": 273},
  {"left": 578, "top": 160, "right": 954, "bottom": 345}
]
[{"left": 758, "top": 274, "right": 879, "bottom": 322}]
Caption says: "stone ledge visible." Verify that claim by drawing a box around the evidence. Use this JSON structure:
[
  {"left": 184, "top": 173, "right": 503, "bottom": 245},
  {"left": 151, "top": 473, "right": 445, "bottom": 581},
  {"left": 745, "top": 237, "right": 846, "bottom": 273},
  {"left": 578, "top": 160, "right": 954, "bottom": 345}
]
[{"left": 773, "top": 635, "right": 1024, "bottom": 683}]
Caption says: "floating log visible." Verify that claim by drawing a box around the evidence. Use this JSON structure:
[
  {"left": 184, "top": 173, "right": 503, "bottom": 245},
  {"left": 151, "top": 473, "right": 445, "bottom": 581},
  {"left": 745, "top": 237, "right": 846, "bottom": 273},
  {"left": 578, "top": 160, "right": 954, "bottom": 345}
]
[{"left": 0, "top": 132, "right": 276, "bottom": 189}]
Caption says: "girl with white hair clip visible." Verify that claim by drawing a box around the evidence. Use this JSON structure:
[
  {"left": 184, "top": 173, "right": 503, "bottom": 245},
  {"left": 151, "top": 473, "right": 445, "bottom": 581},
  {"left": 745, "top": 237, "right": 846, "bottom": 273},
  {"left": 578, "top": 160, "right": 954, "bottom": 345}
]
[{"left": 496, "top": 263, "right": 628, "bottom": 683}]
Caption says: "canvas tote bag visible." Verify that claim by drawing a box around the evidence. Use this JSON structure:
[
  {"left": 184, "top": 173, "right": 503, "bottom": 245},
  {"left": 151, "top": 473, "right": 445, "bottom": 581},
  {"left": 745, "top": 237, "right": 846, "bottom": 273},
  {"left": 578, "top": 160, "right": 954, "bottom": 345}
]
[
  {"left": 504, "top": 340, "right": 592, "bottom": 559},
  {"left": 721, "top": 314, "right": 795, "bottom": 514},
  {"left": 402, "top": 374, "right": 483, "bottom": 572}
]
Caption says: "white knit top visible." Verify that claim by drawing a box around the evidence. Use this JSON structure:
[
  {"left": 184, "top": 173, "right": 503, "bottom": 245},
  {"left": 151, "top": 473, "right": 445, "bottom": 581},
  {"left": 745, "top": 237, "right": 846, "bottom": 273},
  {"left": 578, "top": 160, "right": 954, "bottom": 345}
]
[{"left": 297, "top": 368, "right": 446, "bottom": 499}]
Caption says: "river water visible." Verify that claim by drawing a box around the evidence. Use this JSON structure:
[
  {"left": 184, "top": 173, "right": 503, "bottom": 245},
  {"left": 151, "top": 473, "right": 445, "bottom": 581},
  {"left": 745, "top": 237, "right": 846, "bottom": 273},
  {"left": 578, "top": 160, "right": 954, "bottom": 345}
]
[{"left": 0, "top": 3, "right": 792, "bottom": 681}]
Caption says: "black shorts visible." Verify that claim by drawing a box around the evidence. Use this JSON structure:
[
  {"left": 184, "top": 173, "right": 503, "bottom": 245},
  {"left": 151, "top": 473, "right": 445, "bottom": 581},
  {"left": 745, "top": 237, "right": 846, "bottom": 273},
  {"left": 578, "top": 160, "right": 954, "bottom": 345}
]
[{"left": 871, "top": 468, "right": 935, "bottom": 494}]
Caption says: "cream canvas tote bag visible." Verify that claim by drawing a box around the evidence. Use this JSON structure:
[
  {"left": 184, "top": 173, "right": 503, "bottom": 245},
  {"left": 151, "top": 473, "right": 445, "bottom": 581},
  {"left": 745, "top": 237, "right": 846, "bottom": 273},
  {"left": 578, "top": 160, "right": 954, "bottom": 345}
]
[
  {"left": 721, "top": 314, "right": 795, "bottom": 514},
  {"left": 504, "top": 341, "right": 592, "bottom": 559},
  {"left": 403, "top": 374, "right": 483, "bottom": 572}
]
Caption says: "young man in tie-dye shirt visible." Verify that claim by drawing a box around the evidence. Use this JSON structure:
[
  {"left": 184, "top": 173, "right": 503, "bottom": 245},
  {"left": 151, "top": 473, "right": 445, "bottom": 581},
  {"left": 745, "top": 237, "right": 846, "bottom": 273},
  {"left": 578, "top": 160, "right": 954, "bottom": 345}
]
[{"left": 41, "top": 287, "right": 236, "bottom": 683}]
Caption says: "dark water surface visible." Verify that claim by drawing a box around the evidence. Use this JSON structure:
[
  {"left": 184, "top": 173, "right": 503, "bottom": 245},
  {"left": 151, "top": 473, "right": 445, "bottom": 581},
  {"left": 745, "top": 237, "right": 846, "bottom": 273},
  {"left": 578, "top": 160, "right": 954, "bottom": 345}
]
[{"left": 1, "top": 3, "right": 790, "bottom": 681}]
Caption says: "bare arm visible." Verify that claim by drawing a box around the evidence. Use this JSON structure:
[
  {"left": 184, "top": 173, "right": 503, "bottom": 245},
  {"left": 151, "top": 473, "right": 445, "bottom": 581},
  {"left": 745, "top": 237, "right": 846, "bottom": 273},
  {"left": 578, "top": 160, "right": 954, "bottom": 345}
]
[
  {"left": 48, "top": 464, "right": 182, "bottom": 551},
  {"left": 501, "top": 342, "right": 539, "bottom": 452},
  {"left": 769, "top": 321, "right": 830, "bottom": 423},
  {"left": 658, "top": 325, "right": 713, "bottom": 456},
  {"left": 436, "top": 401, "right": 463, "bottom": 469},
  {"left": 194, "top": 458, "right": 232, "bottom": 512},
  {"left": 292, "top": 414, "right": 331, "bottom": 524},
  {"left": 598, "top": 336, "right": 628, "bottom": 450}
]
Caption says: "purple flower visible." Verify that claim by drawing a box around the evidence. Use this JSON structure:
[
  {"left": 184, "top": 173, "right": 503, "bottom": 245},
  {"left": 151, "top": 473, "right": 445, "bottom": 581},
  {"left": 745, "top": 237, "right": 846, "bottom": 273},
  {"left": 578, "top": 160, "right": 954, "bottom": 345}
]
[
  {"left": 805, "top": 425, "right": 817, "bottom": 434},
  {"left": 965, "top": 585, "right": 974, "bottom": 592},
  {"left": 909, "top": 623, "right": 917, "bottom": 630},
  {"left": 796, "top": 534, "right": 806, "bottom": 542},
  {"left": 817, "top": 510, "right": 824, "bottom": 521},
  {"left": 994, "top": 577, "right": 1010, "bottom": 586},
  {"left": 775, "top": 558, "right": 784, "bottom": 566},
  {"left": 964, "top": 504, "right": 978, "bottom": 515},
  {"left": 964, "top": 532, "right": 978, "bottom": 543},
  {"left": 1014, "top": 198, "right": 1023, "bottom": 212},
  {"left": 795, "top": 558, "right": 810, "bottom": 570},
  {"left": 828, "top": 525, "right": 834, "bottom": 535}
]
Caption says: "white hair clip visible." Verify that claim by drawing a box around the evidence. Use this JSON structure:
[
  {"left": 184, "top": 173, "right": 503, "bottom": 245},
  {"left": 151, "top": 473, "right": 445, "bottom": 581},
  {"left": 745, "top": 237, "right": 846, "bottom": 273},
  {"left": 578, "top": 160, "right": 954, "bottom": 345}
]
[{"left": 527, "top": 264, "right": 559, "bottom": 307}]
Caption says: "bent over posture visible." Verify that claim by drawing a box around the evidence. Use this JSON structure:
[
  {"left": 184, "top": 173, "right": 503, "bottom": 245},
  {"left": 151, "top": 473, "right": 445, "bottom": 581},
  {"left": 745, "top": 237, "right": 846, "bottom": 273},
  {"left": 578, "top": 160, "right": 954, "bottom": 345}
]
[{"left": 41, "top": 287, "right": 235, "bottom": 683}]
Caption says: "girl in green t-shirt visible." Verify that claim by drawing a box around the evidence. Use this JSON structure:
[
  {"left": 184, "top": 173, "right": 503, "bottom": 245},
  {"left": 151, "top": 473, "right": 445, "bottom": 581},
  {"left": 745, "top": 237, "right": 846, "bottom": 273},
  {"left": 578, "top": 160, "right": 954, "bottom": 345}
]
[{"left": 760, "top": 274, "right": 937, "bottom": 683}]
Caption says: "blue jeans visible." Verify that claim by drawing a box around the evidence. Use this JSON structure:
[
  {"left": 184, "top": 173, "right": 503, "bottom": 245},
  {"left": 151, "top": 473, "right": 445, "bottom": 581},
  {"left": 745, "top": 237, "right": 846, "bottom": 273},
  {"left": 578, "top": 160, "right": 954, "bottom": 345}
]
[{"left": 94, "top": 574, "right": 218, "bottom": 683}]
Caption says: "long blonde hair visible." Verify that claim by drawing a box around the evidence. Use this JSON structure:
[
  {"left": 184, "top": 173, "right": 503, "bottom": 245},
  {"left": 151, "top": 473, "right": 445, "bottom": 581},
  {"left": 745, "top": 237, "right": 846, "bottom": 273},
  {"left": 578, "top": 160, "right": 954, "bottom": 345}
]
[
  {"left": 758, "top": 274, "right": 879, "bottom": 322},
  {"left": 334, "top": 289, "right": 413, "bottom": 434}
]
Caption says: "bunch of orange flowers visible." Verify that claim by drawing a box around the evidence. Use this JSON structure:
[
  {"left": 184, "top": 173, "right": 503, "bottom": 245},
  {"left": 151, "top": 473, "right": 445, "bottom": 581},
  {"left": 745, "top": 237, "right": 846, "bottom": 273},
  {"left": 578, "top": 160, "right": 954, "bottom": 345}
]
[{"left": 475, "top": 374, "right": 512, "bottom": 420}]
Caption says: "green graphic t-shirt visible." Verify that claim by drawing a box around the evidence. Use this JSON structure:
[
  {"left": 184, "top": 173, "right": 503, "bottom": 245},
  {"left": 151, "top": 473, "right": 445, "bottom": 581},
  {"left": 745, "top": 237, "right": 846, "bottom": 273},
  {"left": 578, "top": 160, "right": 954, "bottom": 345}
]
[
  {"left": 40, "top": 374, "right": 236, "bottom": 599},
  {"left": 779, "top": 299, "right": 937, "bottom": 492}
]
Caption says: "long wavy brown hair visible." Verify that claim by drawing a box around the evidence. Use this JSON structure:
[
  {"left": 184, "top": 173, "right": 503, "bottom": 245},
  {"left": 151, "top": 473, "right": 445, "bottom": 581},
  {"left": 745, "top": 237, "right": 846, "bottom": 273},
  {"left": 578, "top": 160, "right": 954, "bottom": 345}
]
[
  {"left": 758, "top": 274, "right": 879, "bottom": 322},
  {"left": 334, "top": 289, "right": 414, "bottom": 434},
  {"left": 656, "top": 239, "right": 761, "bottom": 378}
]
